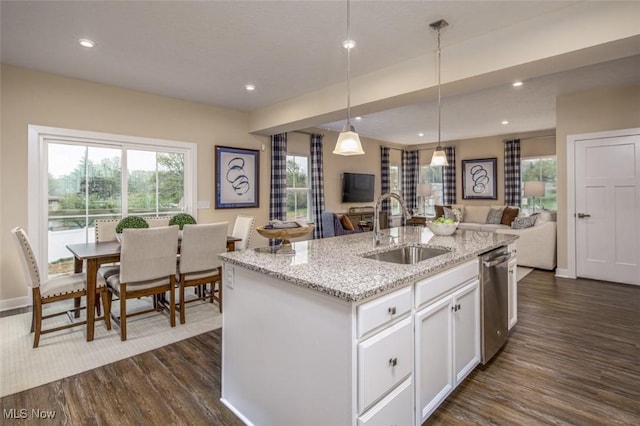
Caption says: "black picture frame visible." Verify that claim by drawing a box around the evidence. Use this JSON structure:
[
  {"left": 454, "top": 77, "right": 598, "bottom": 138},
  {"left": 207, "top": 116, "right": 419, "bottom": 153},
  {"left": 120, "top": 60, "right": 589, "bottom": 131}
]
[
  {"left": 215, "top": 145, "right": 260, "bottom": 209},
  {"left": 462, "top": 158, "right": 497, "bottom": 200}
]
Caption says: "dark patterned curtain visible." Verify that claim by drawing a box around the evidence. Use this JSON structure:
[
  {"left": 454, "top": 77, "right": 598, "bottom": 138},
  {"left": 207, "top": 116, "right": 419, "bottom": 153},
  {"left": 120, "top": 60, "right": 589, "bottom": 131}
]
[
  {"left": 442, "top": 146, "right": 456, "bottom": 204},
  {"left": 310, "top": 134, "right": 325, "bottom": 239},
  {"left": 380, "top": 146, "right": 391, "bottom": 227},
  {"left": 504, "top": 139, "right": 521, "bottom": 206},
  {"left": 401, "top": 149, "right": 419, "bottom": 217},
  {"left": 269, "top": 133, "right": 287, "bottom": 245}
]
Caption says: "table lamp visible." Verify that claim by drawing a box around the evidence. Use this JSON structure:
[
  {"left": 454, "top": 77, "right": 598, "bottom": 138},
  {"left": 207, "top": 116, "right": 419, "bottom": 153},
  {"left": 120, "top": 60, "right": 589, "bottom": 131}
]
[
  {"left": 524, "top": 181, "right": 545, "bottom": 213},
  {"left": 417, "top": 183, "right": 432, "bottom": 215}
]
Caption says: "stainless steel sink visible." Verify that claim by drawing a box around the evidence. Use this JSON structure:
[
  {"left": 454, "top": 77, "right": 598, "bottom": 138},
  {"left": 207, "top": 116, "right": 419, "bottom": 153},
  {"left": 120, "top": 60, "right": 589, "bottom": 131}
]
[{"left": 363, "top": 245, "right": 450, "bottom": 265}]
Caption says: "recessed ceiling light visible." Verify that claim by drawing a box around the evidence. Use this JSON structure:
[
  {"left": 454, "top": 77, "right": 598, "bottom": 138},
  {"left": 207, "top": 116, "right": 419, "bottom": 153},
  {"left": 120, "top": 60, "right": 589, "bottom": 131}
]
[
  {"left": 501, "top": 120, "right": 509, "bottom": 125},
  {"left": 418, "top": 133, "right": 425, "bottom": 137},
  {"left": 245, "top": 84, "right": 255, "bottom": 92},
  {"left": 342, "top": 39, "right": 356, "bottom": 49},
  {"left": 78, "top": 38, "right": 95, "bottom": 48},
  {"left": 512, "top": 81, "right": 523, "bottom": 87},
  {"left": 355, "top": 116, "right": 362, "bottom": 121}
]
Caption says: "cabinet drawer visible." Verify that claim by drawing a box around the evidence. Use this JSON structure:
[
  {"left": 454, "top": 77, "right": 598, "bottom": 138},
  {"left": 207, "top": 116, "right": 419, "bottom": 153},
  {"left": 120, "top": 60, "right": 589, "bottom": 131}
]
[
  {"left": 358, "top": 317, "right": 412, "bottom": 413},
  {"left": 358, "top": 286, "right": 412, "bottom": 337},
  {"left": 358, "top": 377, "right": 413, "bottom": 426},
  {"left": 415, "top": 260, "right": 478, "bottom": 309}
]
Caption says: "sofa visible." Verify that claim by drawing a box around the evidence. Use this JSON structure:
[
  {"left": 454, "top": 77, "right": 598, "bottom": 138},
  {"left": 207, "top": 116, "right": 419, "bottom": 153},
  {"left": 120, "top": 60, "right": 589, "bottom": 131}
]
[
  {"left": 436, "top": 204, "right": 557, "bottom": 270},
  {"left": 320, "top": 211, "right": 361, "bottom": 238}
]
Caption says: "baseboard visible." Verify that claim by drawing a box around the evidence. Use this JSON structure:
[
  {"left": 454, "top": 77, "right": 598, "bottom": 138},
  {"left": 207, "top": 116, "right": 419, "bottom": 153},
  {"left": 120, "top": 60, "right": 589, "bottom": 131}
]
[
  {"left": 220, "top": 398, "right": 254, "bottom": 426},
  {"left": 0, "top": 295, "right": 31, "bottom": 312},
  {"left": 554, "top": 268, "right": 574, "bottom": 279}
]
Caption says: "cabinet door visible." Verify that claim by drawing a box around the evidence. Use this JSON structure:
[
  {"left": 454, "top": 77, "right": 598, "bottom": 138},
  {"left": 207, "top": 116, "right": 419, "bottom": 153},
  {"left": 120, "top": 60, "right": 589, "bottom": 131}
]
[
  {"left": 453, "top": 280, "right": 480, "bottom": 384},
  {"left": 358, "top": 377, "right": 413, "bottom": 426},
  {"left": 508, "top": 257, "right": 518, "bottom": 329},
  {"left": 414, "top": 296, "right": 453, "bottom": 425}
]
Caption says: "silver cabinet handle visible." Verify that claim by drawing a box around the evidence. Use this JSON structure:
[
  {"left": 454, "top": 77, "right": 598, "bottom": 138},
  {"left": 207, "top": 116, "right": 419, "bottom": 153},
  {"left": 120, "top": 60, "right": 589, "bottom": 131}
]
[
  {"left": 388, "top": 307, "right": 396, "bottom": 315},
  {"left": 388, "top": 357, "right": 398, "bottom": 367}
]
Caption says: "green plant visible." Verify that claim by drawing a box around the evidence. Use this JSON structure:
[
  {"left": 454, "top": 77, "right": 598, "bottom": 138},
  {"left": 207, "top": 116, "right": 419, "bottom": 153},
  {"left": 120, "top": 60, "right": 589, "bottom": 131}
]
[
  {"left": 115, "top": 216, "right": 149, "bottom": 233},
  {"left": 169, "top": 213, "right": 197, "bottom": 230}
]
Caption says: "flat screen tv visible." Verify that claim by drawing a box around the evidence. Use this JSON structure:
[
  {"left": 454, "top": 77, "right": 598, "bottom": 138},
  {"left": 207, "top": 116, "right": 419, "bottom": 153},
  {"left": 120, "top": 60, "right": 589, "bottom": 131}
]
[{"left": 342, "top": 172, "right": 375, "bottom": 203}]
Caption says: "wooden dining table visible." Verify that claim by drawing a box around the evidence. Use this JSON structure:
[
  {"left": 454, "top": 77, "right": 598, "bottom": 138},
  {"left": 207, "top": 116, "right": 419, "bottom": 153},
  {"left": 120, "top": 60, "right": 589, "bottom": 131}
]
[{"left": 66, "top": 236, "right": 241, "bottom": 342}]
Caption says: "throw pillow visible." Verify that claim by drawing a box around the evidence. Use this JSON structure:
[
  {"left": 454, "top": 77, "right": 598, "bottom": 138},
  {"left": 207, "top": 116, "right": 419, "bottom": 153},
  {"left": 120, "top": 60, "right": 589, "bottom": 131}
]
[
  {"left": 443, "top": 207, "right": 463, "bottom": 222},
  {"left": 511, "top": 214, "right": 537, "bottom": 229},
  {"left": 501, "top": 206, "right": 520, "bottom": 226},
  {"left": 340, "top": 214, "right": 354, "bottom": 231},
  {"left": 434, "top": 205, "right": 451, "bottom": 219},
  {"left": 486, "top": 207, "right": 505, "bottom": 224}
]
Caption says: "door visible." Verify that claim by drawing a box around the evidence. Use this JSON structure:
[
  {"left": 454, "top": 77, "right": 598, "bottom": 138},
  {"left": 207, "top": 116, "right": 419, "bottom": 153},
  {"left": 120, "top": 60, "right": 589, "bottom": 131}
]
[{"left": 575, "top": 134, "right": 640, "bottom": 285}]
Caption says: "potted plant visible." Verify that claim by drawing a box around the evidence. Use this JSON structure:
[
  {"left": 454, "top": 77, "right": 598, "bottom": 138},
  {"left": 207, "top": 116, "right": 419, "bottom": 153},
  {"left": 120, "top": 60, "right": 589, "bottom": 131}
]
[
  {"left": 169, "top": 213, "right": 197, "bottom": 238},
  {"left": 115, "top": 216, "right": 149, "bottom": 242}
]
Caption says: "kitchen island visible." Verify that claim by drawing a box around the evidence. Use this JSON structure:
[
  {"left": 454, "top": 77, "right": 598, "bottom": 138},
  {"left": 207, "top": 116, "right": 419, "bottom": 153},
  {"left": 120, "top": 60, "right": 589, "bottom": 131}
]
[{"left": 219, "top": 227, "right": 517, "bottom": 426}]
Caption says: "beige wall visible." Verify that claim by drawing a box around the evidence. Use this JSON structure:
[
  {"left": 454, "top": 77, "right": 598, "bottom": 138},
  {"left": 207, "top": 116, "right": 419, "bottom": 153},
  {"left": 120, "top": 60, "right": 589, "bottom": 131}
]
[
  {"left": 1, "top": 65, "right": 269, "bottom": 304},
  {"left": 555, "top": 84, "right": 640, "bottom": 272}
]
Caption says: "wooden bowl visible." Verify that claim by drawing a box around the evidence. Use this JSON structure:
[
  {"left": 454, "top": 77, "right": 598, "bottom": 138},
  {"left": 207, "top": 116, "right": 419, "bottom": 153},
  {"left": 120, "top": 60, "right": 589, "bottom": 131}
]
[{"left": 256, "top": 225, "right": 314, "bottom": 244}]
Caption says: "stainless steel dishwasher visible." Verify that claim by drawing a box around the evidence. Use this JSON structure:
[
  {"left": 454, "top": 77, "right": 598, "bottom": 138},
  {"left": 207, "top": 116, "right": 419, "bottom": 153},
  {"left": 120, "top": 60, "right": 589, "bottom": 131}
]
[{"left": 480, "top": 245, "right": 511, "bottom": 364}]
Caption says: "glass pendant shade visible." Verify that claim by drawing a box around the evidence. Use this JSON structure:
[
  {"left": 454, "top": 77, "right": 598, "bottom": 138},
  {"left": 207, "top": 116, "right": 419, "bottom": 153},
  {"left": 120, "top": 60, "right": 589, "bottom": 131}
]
[
  {"left": 333, "top": 124, "right": 364, "bottom": 155},
  {"left": 430, "top": 146, "right": 448, "bottom": 166}
]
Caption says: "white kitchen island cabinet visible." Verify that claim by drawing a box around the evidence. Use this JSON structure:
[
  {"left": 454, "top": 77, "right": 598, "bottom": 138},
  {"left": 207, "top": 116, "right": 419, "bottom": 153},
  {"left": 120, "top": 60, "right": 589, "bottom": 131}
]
[{"left": 219, "top": 227, "right": 517, "bottom": 426}]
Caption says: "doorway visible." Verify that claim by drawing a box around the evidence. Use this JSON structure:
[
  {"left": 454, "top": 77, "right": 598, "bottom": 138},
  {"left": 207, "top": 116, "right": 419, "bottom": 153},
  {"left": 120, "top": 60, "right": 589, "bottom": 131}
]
[{"left": 568, "top": 128, "right": 640, "bottom": 285}]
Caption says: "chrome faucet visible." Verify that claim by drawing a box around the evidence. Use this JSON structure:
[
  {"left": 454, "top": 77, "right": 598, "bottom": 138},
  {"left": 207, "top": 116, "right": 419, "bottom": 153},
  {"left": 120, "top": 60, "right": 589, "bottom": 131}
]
[{"left": 373, "top": 192, "right": 413, "bottom": 246}]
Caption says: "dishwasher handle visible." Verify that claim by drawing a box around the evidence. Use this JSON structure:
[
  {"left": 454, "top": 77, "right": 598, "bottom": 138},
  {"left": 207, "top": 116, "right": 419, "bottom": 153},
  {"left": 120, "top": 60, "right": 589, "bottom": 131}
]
[{"left": 482, "top": 254, "right": 512, "bottom": 268}]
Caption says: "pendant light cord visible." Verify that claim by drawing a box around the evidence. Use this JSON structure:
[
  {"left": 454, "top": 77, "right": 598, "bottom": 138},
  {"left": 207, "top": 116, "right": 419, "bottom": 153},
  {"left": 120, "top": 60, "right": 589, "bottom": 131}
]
[
  {"left": 436, "top": 27, "right": 442, "bottom": 146},
  {"left": 346, "top": 0, "right": 352, "bottom": 127}
]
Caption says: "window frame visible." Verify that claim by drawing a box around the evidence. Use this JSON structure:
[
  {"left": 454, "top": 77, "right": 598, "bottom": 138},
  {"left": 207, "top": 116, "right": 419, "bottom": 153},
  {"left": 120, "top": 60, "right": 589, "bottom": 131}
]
[
  {"left": 28, "top": 125, "right": 197, "bottom": 281},
  {"left": 520, "top": 154, "right": 557, "bottom": 214},
  {"left": 285, "top": 153, "right": 310, "bottom": 221}
]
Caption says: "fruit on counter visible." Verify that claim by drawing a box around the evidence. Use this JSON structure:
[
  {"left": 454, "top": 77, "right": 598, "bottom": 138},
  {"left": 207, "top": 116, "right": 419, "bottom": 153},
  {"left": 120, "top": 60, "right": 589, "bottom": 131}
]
[{"left": 433, "top": 217, "right": 456, "bottom": 225}]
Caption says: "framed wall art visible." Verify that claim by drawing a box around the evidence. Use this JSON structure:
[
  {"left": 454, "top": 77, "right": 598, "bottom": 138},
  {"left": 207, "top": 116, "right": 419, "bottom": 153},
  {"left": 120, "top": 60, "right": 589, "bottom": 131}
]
[
  {"left": 462, "top": 158, "right": 497, "bottom": 200},
  {"left": 215, "top": 145, "right": 259, "bottom": 209}
]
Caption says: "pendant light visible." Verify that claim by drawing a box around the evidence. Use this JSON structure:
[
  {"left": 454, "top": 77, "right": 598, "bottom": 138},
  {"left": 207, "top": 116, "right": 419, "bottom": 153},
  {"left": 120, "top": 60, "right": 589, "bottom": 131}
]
[
  {"left": 429, "top": 19, "right": 449, "bottom": 167},
  {"left": 333, "top": 0, "right": 364, "bottom": 156}
]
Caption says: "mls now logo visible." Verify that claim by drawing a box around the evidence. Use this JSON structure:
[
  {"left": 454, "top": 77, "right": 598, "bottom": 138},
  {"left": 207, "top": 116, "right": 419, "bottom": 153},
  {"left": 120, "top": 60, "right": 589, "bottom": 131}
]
[{"left": 4, "top": 408, "right": 56, "bottom": 419}]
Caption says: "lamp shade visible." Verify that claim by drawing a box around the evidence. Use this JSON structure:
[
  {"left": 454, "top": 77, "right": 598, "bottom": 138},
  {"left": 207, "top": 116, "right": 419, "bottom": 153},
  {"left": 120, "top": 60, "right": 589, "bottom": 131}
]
[
  {"left": 430, "top": 148, "right": 448, "bottom": 167},
  {"left": 417, "top": 183, "right": 432, "bottom": 197},
  {"left": 333, "top": 127, "right": 364, "bottom": 156},
  {"left": 524, "top": 181, "right": 545, "bottom": 197}
]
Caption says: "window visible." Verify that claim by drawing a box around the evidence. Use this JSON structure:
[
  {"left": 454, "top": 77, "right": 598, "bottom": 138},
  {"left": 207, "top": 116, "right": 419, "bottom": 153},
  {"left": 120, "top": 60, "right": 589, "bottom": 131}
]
[
  {"left": 521, "top": 156, "right": 556, "bottom": 214},
  {"left": 419, "top": 165, "right": 443, "bottom": 216},
  {"left": 286, "top": 154, "right": 309, "bottom": 221},
  {"left": 389, "top": 164, "right": 401, "bottom": 215},
  {"left": 29, "top": 126, "right": 196, "bottom": 278}
]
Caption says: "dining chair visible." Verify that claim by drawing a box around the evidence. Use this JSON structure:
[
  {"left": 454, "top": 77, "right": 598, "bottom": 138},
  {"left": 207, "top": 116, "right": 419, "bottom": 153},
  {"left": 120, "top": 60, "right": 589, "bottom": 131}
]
[
  {"left": 231, "top": 215, "right": 255, "bottom": 251},
  {"left": 11, "top": 227, "right": 110, "bottom": 347},
  {"left": 144, "top": 216, "right": 172, "bottom": 228},
  {"left": 103, "top": 225, "right": 179, "bottom": 341},
  {"left": 177, "top": 222, "right": 228, "bottom": 323},
  {"left": 95, "top": 218, "right": 121, "bottom": 282}
]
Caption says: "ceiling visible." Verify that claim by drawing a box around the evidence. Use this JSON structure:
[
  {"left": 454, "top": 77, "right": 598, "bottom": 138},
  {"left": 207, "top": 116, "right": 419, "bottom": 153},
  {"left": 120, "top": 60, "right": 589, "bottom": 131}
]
[{"left": 2, "top": 1, "right": 639, "bottom": 145}]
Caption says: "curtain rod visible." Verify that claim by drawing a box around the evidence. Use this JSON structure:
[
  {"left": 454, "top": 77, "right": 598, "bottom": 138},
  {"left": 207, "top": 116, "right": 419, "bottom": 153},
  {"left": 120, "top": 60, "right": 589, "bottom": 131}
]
[
  {"left": 291, "top": 130, "right": 324, "bottom": 136},
  {"left": 517, "top": 134, "right": 555, "bottom": 141},
  {"left": 386, "top": 146, "right": 433, "bottom": 152}
]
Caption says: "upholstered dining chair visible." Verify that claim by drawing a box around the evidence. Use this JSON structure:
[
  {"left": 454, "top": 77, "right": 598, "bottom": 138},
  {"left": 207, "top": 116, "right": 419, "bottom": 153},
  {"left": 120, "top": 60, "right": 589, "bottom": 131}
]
[
  {"left": 94, "top": 218, "right": 121, "bottom": 282},
  {"left": 103, "top": 225, "right": 179, "bottom": 341},
  {"left": 177, "top": 222, "right": 228, "bottom": 322},
  {"left": 11, "top": 227, "right": 110, "bottom": 347},
  {"left": 231, "top": 215, "right": 255, "bottom": 251}
]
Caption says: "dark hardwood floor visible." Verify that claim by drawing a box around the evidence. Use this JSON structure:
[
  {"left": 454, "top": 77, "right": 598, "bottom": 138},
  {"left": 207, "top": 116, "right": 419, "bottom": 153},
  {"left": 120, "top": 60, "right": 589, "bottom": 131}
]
[{"left": 1, "top": 270, "right": 638, "bottom": 425}]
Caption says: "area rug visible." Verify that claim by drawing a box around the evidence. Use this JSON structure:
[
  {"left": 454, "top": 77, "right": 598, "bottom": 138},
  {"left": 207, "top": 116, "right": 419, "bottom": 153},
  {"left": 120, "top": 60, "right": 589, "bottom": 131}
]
[
  {"left": 0, "top": 297, "right": 221, "bottom": 398},
  {"left": 517, "top": 266, "right": 534, "bottom": 281}
]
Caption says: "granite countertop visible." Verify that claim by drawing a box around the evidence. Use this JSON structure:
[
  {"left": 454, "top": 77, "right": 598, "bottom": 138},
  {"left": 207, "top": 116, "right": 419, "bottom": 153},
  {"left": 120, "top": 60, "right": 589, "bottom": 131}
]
[{"left": 219, "top": 227, "right": 518, "bottom": 302}]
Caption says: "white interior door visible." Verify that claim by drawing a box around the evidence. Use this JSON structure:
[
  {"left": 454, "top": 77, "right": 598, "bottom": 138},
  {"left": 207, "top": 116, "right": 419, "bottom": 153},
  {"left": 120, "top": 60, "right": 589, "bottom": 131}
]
[{"left": 575, "top": 135, "right": 640, "bottom": 285}]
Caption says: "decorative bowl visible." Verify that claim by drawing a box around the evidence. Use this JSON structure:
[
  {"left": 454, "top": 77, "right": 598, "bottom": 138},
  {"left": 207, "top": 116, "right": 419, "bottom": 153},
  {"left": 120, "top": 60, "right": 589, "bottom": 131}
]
[
  {"left": 256, "top": 225, "right": 314, "bottom": 245},
  {"left": 426, "top": 221, "right": 459, "bottom": 236}
]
